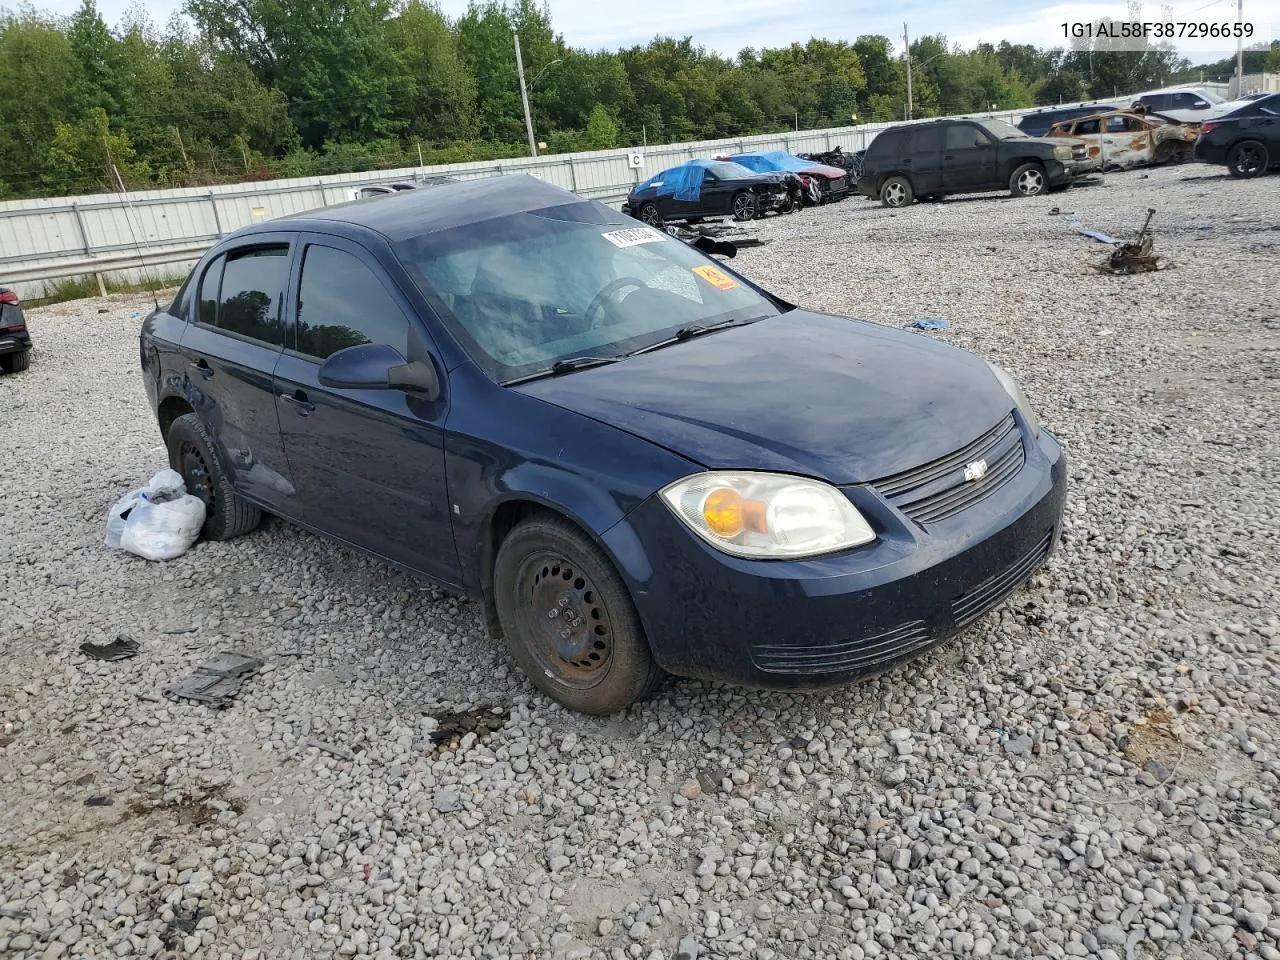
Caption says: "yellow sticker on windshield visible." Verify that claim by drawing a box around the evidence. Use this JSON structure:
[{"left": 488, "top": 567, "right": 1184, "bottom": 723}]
[{"left": 692, "top": 265, "right": 740, "bottom": 291}]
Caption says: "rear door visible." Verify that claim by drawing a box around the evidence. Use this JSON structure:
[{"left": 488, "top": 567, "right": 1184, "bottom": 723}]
[
  {"left": 271, "top": 234, "right": 459, "bottom": 586},
  {"left": 941, "top": 122, "right": 998, "bottom": 190},
  {"left": 177, "top": 236, "right": 296, "bottom": 510},
  {"left": 902, "top": 126, "right": 944, "bottom": 193}
]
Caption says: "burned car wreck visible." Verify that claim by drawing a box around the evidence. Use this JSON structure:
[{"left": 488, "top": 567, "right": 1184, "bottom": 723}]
[{"left": 1047, "top": 110, "right": 1198, "bottom": 168}]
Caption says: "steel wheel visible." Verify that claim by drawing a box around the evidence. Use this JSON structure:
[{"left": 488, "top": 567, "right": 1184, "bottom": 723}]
[
  {"left": 514, "top": 552, "right": 614, "bottom": 689},
  {"left": 1015, "top": 167, "right": 1045, "bottom": 196},
  {"left": 179, "top": 439, "right": 215, "bottom": 513}
]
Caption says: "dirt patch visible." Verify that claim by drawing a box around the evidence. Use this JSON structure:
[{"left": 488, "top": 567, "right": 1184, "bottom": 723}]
[{"left": 1121, "top": 706, "right": 1182, "bottom": 774}]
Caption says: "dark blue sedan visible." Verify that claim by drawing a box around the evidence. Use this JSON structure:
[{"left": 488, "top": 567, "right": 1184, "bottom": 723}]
[{"left": 140, "top": 176, "right": 1066, "bottom": 714}]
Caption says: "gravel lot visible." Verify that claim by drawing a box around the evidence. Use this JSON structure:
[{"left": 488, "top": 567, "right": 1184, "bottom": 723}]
[{"left": 2, "top": 165, "right": 1278, "bottom": 960}]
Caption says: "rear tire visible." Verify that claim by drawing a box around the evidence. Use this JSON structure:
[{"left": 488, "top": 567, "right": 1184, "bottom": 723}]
[
  {"left": 879, "top": 176, "right": 913, "bottom": 208},
  {"left": 1227, "top": 140, "right": 1268, "bottom": 179},
  {"left": 1010, "top": 162, "right": 1047, "bottom": 197},
  {"left": 493, "top": 515, "right": 665, "bottom": 715},
  {"left": 166, "top": 413, "right": 261, "bottom": 541},
  {"left": 731, "top": 191, "right": 758, "bottom": 221},
  {"left": 637, "top": 202, "right": 662, "bottom": 225},
  {"left": 1, "top": 349, "right": 30, "bottom": 373}
]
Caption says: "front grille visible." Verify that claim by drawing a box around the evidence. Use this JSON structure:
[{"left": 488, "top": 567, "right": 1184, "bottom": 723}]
[
  {"left": 951, "top": 529, "right": 1054, "bottom": 629},
  {"left": 874, "top": 414, "right": 1024, "bottom": 524},
  {"left": 753, "top": 620, "right": 932, "bottom": 675}
]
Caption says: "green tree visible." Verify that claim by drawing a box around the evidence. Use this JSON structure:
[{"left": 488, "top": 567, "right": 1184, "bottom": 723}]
[
  {"left": 387, "top": 1, "right": 478, "bottom": 143},
  {"left": 583, "top": 104, "right": 618, "bottom": 149}
]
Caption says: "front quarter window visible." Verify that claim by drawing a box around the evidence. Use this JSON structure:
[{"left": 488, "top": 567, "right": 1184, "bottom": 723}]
[{"left": 393, "top": 204, "right": 781, "bottom": 383}]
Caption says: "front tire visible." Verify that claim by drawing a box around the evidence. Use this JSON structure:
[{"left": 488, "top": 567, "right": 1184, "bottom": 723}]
[
  {"left": 732, "top": 191, "right": 758, "bottom": 221},
  {"left": 1010, "top": 162, "right": 1047, "bottom": 197},
  {"left": 879, "top": 176, "right": 913, "bottom": 208},
  {"left": 1227, "top": 140, "right": 1268, "bottom": 179},
  {"left": 493, "top": 515, "right": 665, "bottom": 714},
  {"left": 166, "top": 413, "right": 261, "bottom": 541},
  {"left": 0, "top": 349, "right": 30, "bottom": 374}
]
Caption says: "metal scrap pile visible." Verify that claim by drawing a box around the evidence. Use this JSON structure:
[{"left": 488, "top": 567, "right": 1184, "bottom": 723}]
[
  {"left": 1100, "top": 208, "right": 1161, "bottom": 274},
  {"left": 798, "top": 146, "right": 865, "bottom": 183}
]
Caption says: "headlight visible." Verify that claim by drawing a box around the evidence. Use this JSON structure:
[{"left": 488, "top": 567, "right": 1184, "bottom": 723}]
[
  {"left": 985, "top": 360, "right": 1041, "bottom": 435},
  {"left": 1053, "top": 145, "right": 1073, "bottom": 160},
  {"left": 660, "top": 471, "right": 875, "bottom": 559}
]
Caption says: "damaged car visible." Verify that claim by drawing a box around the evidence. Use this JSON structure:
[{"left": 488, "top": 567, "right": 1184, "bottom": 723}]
[
  {"left": 1047, "top": 110, "right": 1199, "bottom": 168},
  {"left": 0, "top": 286, "right": 32, "bottom": 374},
  {"left": 622, "top": 159, "right": 792, "bottom": 225},
  {"left": 721, "top": 150, "right": 853, "bottom": 204},
  {"left": 140, "top": 175, "right": 1066, "bottom": 715}
]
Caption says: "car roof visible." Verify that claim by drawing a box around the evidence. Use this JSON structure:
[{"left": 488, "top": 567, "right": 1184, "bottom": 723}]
[{"left": 234, "top": 174, "right": 610, "bottom": 243}]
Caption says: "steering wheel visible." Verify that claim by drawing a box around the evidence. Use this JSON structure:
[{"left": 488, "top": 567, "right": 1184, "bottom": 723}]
[{"left": 584, "top": 277, "right": 648, "bottom": 327}]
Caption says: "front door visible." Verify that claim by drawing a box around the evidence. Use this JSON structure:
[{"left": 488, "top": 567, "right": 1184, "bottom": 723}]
[
  {"left": 1099, "top": 115, "right": 1153, "bottom": 168},
  {"left": 178, "top": 238, "right": 296, "bottom": 511},
  {"left": 941, "top": 123, "right": 997, "bottom": 190},
  {"left": 272, "top": 235, "right": 460, "bottom": 587}
]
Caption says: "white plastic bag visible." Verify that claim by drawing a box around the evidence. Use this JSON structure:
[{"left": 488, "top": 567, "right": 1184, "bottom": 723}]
[
  {"left": 146, "top": 468, "right": 187, "bottom": 504},
  {"left": 105, "top": 489, "right": 145, "bottom": 550},
  {"left": 120, "top": 494, "right": 207, "bottom": 561}
]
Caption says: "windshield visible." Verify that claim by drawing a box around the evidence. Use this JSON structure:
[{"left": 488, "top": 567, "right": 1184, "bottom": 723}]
[
  {"left": 978, "top": 118, "right": 1026, "bottom": 139},
  {"left": 394, "top": 206, "right": 782, "bottom": 383}
]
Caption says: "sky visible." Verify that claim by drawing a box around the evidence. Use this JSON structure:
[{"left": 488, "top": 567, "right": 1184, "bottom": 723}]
[{"left": 28, "top": 0, "right": 1270, "bottom": 63}]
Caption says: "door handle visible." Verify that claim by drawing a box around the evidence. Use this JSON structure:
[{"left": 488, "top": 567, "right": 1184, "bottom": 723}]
[
  {"left": 187, "top": 359, "right": 214, "bottom": 380},
  {"left": 280, "top": 389, "right": 316, "bottom": 417}
]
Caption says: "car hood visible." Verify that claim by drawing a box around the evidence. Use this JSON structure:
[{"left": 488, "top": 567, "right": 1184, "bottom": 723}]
[
  {"left": 804, "top": 163, "right": 850, "bottom": 179},
  {"left": 517, "top": 311, "right": 1015, "bottom": 485}
]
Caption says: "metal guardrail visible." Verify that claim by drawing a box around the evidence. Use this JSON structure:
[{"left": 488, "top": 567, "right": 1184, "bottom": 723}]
[{"left": 2, "top": 243, "right": 215, "bottom": 287}]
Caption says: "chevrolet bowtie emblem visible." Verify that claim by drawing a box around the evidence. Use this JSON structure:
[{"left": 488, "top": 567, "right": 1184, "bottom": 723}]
[{"left": 963, "top": 459, "right": 989, "bottom": 482}]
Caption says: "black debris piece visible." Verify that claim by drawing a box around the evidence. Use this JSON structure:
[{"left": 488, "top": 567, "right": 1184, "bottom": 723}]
[
  {"left": 164, "top": 651, "right": 264, "bottom": 708},
  {"left": 797, "top": 145, "right": 865, "bottom": 182},
  {"left": 159, "top": 908, "right": 209, "bottom": 949},
  {"left": 427, "top": 706, "right": 510, "bottom": 748},
  {"left": 84, "top": 795, "right": 114, "bottom": 807},
  {"left": 1102, "top": 208, "right": 1160, "bottom": 275},
  {"left": 80, "top": 635, "right": 139, "bottom": 662}
]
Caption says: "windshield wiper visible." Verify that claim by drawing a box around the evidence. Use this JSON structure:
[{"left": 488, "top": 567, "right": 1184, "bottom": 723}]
[
  {"left": 626, "top": 315, "right": 768, "bottom": 358},
  {"left": 502, "top": 355, "right": 620, "bottom": 386}
]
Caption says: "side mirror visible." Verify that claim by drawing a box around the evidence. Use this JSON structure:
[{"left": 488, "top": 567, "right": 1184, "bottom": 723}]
[
  {"left": 974, "top": 136, "right": 988, "bottom": 147},
  {"left": 318, "top": 342, "right": 441, "bottom": 401}
]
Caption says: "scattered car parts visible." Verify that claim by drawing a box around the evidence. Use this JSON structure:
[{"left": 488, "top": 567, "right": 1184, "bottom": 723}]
[
  {"left": 1101, "top": 208, "right": 1160, "bottom": 274},
  {"left": 80, "top": 635, "right": 140, "bottom": 661}
]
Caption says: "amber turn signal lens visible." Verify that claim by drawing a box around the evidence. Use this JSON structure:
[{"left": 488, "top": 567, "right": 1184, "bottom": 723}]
[
  {"left": 703, "top": 488, "right": 769, "bottom": 537},
  {"left": 703, "top": 488, "right": 744, "bottom": 536}
]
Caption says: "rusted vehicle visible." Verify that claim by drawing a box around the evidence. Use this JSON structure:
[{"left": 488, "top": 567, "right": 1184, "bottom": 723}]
[{"left": 1046, "top": 110, "right": 1198, "bottom": 169}]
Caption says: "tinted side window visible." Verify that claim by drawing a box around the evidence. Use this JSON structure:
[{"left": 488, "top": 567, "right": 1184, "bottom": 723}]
[
  {"left": 197, "top": 256, "right": 224, "bottom": 326},
  {"left": 945, "top": 124, "right": 981, "bottom": 150},
  {"left": 870, "top": 130, "right": 904, "bottom": 156},
  {"left": 215, "top": 247, "right": 289, "bottom": 345},
  {"left": 911, "top": 126, "right": 942, "bottom": 151},
  {"left": 296, "top": 245, "right": 410, "bottom": 361}
]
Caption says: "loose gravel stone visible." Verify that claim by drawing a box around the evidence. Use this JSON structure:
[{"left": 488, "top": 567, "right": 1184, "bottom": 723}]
[{"left": 1, "top": 167, "right": 1278, "bottom": 960}]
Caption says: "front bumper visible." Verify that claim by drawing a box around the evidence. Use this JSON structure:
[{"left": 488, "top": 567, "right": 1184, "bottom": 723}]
[
  {"left": 1051, "top": 157, "right": 1101, "bottom": 183},
  {"left": 603, "top": 422, "right": 1067, "bottom": 690}
]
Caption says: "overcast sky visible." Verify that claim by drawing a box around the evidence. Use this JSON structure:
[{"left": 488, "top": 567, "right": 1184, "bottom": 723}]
[{"left": 27, "top": 0, "right": 1261, "bottom": 62}]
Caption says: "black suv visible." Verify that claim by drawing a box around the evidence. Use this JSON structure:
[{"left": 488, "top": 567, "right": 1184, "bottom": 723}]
[
  {"left": 0, "top": 287, "right": 32, "bottom": 373},
  {"left": 856, "top": 118, "right": 1097, "bottom": 208}
]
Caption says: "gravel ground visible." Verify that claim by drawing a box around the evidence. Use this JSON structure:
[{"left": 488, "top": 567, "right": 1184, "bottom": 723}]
[{"left": 2, "top": 165, "right": 1278, "bottom": 960}]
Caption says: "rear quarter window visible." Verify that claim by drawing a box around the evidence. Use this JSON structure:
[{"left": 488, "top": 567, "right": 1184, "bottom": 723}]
[{"left": 868, "top": 130, "right": 905, "bottom": 156}]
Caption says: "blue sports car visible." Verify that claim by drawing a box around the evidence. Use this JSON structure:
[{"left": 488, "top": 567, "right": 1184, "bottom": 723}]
[{"left": 141, "top": 175, "right": 1066, "bottom": 714}]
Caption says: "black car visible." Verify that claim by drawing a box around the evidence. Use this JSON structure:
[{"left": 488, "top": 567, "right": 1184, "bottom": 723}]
[
  {"left": 1193, "top": 93, "right": 1280, "bottom": 178},
  {"left": 856, "top": 118, "right": 1097, "bottom": 207},
  {"left": 139, "top": 175, "right": 1065, "bottom": 714},
  {"left": 623, "top": 159, "right": 791, "bottom": 225},
  {"left": 1017, "top": 103, "right": 1121, "bottom": 137},
  {"left": 0, "top": 287, "right": 32, "bottom": 373}
]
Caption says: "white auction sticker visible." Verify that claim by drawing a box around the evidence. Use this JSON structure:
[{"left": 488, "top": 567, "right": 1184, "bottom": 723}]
[{"left": 601, "top": 227, "right": 667, "bottom": 248}]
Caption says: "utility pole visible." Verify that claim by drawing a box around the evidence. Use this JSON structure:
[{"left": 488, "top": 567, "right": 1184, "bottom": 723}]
[
  {"left": 513, "top": 30, "right": 538, "bottom": 157},
  {"left": 173, "top": 126, "right": 190, "bottom": 171},
  {"left": 903, "top": 22, "right": 913, "bottom": 121},
  {"left": 1235, "top": 0, "right": 1244, "bottom": 98}
]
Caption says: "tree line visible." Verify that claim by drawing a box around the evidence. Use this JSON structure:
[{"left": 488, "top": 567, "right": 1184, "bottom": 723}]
[{"left": 1, "top": 0, "right": 1277, "bottom": 200}]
